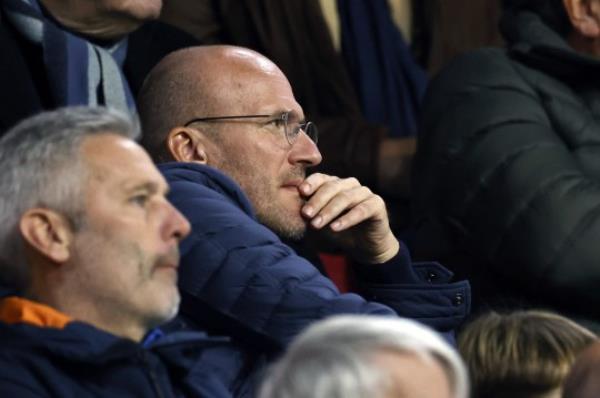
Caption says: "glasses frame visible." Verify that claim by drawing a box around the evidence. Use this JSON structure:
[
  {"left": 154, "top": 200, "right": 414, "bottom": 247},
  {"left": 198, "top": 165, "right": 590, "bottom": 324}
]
[{"left": 183, "top": 111, "right": 318, "bottom": 146}]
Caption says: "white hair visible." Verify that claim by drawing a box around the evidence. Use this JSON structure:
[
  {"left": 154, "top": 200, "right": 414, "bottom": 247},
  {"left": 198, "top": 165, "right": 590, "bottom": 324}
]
[
  {"left": 0, "top": 106, "right": 140, "bottom": 290},
  {"left": 259, "top": 315, "right": 469, "bottom": 398}
]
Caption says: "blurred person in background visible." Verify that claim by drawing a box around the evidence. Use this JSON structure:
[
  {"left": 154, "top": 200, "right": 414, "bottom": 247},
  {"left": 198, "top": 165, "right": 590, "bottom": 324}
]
[
  {"left": 459, "top": 310, "right": 596, "bottom": 398},
  {"left": 563, "top": 340, "right": 600, "bottom": 398},
  {"left": 412, "top": 0, "right": 600, "bottom": 330},
  {"left": 0, "top": 0, "right": 194, "bottom": 134}
]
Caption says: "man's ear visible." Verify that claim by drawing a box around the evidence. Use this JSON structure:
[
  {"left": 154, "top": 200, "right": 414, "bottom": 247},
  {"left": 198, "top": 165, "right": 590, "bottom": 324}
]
[
  {"left": 167, "top": 127, "right": 209, "bottom": 164},
  {"left": 19, "top": 208, "right": 73, "bottom": 264},
  {"left": 564, "top": 0, "right": 600, "bottom": 38}
]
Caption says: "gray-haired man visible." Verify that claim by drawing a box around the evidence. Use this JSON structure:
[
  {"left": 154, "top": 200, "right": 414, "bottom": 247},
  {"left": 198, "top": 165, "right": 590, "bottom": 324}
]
[
  {"left": 260, "top": 315, "right": 469, "bottom": 398},
  {"left": 0, "top": 107, "right": 249, "bottom": 397}
]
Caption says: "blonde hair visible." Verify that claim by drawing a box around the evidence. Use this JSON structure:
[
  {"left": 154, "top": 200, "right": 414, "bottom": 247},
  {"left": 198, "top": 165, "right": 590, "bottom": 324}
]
[{"left": 458, "top": 310, "right": 596, "bottom": 398}]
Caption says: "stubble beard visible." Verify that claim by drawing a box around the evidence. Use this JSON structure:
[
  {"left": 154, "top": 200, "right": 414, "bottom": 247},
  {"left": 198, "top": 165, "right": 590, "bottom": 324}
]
[
  {"left": 147, "top": 246, "right": 182, "bottom": 323},
  {"left": 219, "top": 160, "right": 308, "bottom": 241},
  {"left": 256, "top": 194, "right": 307, "bottom": 241},
  {"left": 71, "top": 224, "right": 181, "bottom": 332},
  {"left": 247, "top": 180, "right": 307, "bottom": 241}
]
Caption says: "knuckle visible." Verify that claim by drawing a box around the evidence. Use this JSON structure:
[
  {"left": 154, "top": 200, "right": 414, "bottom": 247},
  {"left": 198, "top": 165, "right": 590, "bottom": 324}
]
[
  {"left": 353, "top": 202, "right": 370, "bottom": 218},
  {"left": 369, "top": 196, "right": 386, "bottom": 213},
  {"left": 339, "top": 177, "right": 359, "bottom": 187},
  {"left": 373, "top": 194, "right": 385, "bottom": 207},
  {"left": 348, "top": 177, "right": 360, "bottom": 186},
  {"left": 337, "top": 190, "right": 351, "bottom": 202},
  {"left": 359, "top": 186, "right": 373, "bottom": 196},
  {"left": 323, "top": 179, "right": 341, "bottom": 191}
]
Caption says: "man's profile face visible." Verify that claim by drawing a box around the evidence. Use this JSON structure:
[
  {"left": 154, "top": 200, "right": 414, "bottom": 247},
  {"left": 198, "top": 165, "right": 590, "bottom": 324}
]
[
  {"left": 70, "top": 134, "right": 190, "bottom": 331},
  {"left": 206, "top": 65, "right": 322, "bottom": 240}
]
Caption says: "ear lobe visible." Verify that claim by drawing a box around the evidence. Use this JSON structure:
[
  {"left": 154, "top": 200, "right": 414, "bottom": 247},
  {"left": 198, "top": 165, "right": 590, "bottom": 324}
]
[
  {"left": 19, "top": 209, "right": 72, "bottom": 264},
  {"left": 565, "top": 0, "right": 600, "bottom": 38},
  {"left": 167, "top": 127, "right": 209, "bottom": 164}
]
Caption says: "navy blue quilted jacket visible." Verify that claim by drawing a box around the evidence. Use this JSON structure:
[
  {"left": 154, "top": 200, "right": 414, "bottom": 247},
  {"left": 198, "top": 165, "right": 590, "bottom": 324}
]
[
  {"left": 0, "top": 320, "right": 257, "bottom": 397},
  {"left": 161, "top": 162, "right": 470, "bottom": 349}
]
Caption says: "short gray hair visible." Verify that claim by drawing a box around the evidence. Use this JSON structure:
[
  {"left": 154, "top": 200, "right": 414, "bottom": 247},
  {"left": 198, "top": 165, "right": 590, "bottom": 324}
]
[
  {"left": 259, "top": 315, "right": 469, "bottom": 398},
  {"left": 0, "top": 106, "right": 140, "bottom": 289}
]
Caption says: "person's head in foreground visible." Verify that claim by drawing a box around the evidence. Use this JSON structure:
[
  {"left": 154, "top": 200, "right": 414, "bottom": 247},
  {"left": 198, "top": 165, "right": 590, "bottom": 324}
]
[
  {"left": 138, "top": 45, "right": 325, "bottom": 241},
  {"left": 258, "top": 315, "right": 469, "bottom": 398},
  {"left": 562, "top": 340, "right": 600, "bottom": 398},
  {"left": 458, "top": 310, "right": 596, "bottom": 398},
  {"left": 0, "top": 106, "right": 190, "bottom": 342}
]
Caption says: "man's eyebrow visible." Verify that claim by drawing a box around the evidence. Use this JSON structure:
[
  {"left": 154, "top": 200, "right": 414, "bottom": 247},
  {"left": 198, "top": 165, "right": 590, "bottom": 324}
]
[{"left": 125, "top": 181, "right": 167, "bottom": 195}]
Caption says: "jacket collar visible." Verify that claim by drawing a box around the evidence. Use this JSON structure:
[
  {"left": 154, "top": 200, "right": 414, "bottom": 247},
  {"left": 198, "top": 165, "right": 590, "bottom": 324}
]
[
  {"left": 159, "top": 162, "right": 256, "bottom": 218},
  {"left": 500, "top": 10, "right": 600, "bottom": 80},
  {"left": 0, "top": 299, "right": 230, "bottom": 367},
  {"left": 0, "top": 296, "right": 71, "bottom": 329},
  {"left": 0, "top": 314, "right": 231, "bottom": 370}
]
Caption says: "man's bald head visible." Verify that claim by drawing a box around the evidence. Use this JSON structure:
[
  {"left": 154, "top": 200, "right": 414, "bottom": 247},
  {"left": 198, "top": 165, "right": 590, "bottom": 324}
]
[
  {"left": 137, "top": 45, "right": 287, "bottom": 162},
  {"left": 138, "top": 45, "right": 320, "bottom": 241}
]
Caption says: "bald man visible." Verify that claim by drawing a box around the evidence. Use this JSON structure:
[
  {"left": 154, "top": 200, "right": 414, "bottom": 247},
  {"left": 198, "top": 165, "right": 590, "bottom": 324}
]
[{"left": 137, "top": 45, "right": 470, "bottom": 353}]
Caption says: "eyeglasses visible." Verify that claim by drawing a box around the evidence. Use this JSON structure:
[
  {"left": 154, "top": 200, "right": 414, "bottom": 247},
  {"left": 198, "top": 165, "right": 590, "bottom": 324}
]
[{"left": 183, "top": 111, "right": 318, "bottom": 146}]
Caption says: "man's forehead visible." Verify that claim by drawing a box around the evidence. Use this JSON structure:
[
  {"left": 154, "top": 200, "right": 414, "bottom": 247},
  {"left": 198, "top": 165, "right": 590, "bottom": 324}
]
[
  {"left": 228, "top": 74, "right": 303, "bottom": 117},
  {"left": 214, "top": 60, "right": 299, "bottom": 108}
]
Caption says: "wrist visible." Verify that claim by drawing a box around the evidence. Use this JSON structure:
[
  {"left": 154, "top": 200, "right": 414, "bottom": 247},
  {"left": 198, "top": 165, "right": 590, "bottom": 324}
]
[{"left": 364, "top": 235, "right": 400, "bottom": 264}]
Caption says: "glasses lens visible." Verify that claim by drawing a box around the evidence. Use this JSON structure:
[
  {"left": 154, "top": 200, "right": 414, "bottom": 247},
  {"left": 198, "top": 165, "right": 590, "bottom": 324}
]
[
  {"left": 303, "top": 122, "right": 318, "bottom": 144},
  {"left": 286, "top": 120, "right": 318, "bottom": 146},
  {"left": 288, "top": 122, "right": 318, "bottom": 145}
]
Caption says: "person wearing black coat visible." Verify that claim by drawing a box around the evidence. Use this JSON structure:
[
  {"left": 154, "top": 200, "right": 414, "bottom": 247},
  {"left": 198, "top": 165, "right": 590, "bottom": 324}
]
[
  {"left": 0, "top": 0, "right": 195, "bottom": 135},
  {"left": 412, "top": 0, "right": 600, "bottom": 329}
]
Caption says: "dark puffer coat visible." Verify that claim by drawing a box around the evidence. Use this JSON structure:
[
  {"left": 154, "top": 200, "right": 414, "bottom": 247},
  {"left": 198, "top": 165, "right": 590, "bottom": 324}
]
[
  {"left": 161, "top": 162, "right": 470, "bottom": 350},
  {"left": 412, "top": 9, "right": 600, "bottom": 327}
]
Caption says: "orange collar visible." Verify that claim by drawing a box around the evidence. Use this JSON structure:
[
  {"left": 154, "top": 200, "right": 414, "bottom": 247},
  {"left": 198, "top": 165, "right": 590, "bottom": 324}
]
[{"left": 0, "top": 296, "right": 71, "bottom": 329}]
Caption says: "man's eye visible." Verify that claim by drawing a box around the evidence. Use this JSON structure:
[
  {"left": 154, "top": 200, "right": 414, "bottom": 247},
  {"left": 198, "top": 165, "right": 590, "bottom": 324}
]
[
  {"left": 269, "top": 118, "right": 286, "bottom": 127},
  {"left": 130, "top": 194, "right": 149, "bottom": 206}
]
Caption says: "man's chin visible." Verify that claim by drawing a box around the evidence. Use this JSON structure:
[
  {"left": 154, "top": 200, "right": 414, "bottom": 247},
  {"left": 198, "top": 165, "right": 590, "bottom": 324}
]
[
  {"left": 260, "top": 214, "right": 306, "bottom": 241},
  {"left": 150, "top": 291, "right": 180, "bottom": 327},
  {"left": 277, "top": 224, "right": 306, "bottom": 241}
]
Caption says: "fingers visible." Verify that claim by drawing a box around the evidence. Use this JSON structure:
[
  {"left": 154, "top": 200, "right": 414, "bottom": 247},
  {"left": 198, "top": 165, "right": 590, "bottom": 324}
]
[
  {"left": 327, "top": 194, "right": 385, "bottom": 231},
  {"left": 299, "top": 173, "right": 342, "bottom": 197},
  {"left": 300, "top": 174, "right": 385, "bottom": 231}
]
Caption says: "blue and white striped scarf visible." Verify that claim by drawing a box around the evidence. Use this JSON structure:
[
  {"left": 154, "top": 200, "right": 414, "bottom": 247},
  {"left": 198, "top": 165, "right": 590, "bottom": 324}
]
[{"left": 2, "top": 0, "right": 135, "bottom": 112}]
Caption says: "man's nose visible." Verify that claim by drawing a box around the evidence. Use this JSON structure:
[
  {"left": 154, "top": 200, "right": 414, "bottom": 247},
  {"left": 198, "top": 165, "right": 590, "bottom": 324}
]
[
  {"left": 165, "top": 202, "right": 191, "bottom": 241},
  {"left": 288, "top": 131, "right": 322, "bottom": 167}
]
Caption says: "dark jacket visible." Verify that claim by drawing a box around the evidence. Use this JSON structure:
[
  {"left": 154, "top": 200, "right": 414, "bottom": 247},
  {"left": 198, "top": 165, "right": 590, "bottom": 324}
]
[
  {"left": 161, "top": 162, "right": 470, "bottom": 350},
  {"left": 0, "top": 9, "right": 195, "bottom": 134},
  {"left": 0, "top": 320, "right": 258, "bottom": 397},
  {"left": 412, "top": 10, "right": 600, "bottom": 326}
]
